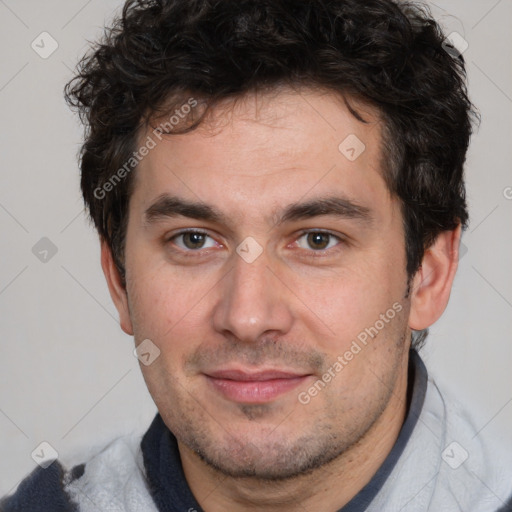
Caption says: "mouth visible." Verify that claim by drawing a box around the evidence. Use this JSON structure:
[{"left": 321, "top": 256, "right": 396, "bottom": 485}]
[{"left": 204, "top": 369, "right": 312, "bottom": 404}]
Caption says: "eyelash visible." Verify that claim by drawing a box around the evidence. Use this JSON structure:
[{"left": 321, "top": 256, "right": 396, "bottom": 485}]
[
  {"left": 167, "top": 229, "right": 218, "bottom": 252},
  {"left": 165, "top": 229, "right": 345, "bottom": 258}
]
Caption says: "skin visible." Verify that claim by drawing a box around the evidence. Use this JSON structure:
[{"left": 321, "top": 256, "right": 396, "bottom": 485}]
[{"left": 102, "top": 87, "right": 460, "bottom": 511}]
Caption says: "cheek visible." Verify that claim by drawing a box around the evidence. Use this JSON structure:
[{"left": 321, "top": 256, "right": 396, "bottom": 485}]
[
  {"left": 126, "top": 260, "right": 218, "bottom": 350},
  {"left": 288, "top": 260, "right": 403, "bottom": 348},
  {"left": 127, "top": 274, "right": 171, "bottom": 338}
]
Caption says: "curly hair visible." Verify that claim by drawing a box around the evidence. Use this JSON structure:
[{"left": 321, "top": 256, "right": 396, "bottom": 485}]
[{"left": 64, "top": 0, "right": 478, "bottom": 349}]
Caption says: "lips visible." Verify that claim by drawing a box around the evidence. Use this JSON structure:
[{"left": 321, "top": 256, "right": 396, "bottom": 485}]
[{"left": 204, "top": 368, "right": 311, "bottom": 403}]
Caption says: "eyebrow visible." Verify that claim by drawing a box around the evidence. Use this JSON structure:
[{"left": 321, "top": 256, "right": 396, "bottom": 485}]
[
  {"left": 277, "top": 196, "right": 372, "bottom": 225},
  {"left": 144, "top": 194, "right": 226, "bottom": 225},
  {"left": 143, "top": 194, "right": 372, "bottom": 228}
]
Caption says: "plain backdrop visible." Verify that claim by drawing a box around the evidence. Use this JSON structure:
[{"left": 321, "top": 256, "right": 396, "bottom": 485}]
[{"left": 0, "top": 0, "right": 511, "bottom": 495}]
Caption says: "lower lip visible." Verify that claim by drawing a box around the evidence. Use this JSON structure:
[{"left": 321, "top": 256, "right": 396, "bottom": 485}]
[{"left": 206, "top": 376, "right": 309, "bottom": 403}]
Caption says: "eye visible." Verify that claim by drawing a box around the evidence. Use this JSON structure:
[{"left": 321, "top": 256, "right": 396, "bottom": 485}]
[
  {"left": 296, "top": 231, "right": 341, "bottom": 251},
  {"left": 170, "top": 230, "right": 218, "bottom": 251}
]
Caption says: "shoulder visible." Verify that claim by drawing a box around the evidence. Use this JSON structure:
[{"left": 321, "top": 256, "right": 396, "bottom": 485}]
[
  {"left": 422, "top": 376, "right": 512, "bottom": 511},
  {"left": 0, "top": 460, "right": 84, "bottom": 512},
  {"left": 0, "top": 434, "right": 157, "bottom": 512},
  {"left": 370, "top": 364, "right": 512, "bottom": 512},
  {"left": 62, "top": 435, "right": 159, "bottom": 512}
]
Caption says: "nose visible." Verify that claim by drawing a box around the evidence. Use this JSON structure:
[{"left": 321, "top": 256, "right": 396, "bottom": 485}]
[{"left": 212, "top": 247, "right": 294, "bottom": 343}]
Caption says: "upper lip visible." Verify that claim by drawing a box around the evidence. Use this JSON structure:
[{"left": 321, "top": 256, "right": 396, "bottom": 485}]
[{"left": 205, "top": 369, "right": 310, "bottom": 381}]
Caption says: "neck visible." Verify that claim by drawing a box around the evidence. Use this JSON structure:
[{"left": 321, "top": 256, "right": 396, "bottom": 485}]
[{"left": 180, "top": 357, "right": 411, "bottom": 512}]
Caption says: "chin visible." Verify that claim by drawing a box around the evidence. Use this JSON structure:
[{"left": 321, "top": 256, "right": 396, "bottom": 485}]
[{"left": 183, "top": 428, "right": 347, "bottom": 481}]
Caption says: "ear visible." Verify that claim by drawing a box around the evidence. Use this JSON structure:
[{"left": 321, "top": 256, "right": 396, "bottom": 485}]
[
  {"left": 409, "top": 225, "right": 462, "bottom": 331},
  {"left": 100, "top": 240, "right": 134, "bottom": 335}
]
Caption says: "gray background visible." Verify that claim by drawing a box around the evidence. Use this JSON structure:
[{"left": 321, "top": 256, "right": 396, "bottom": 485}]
[{"left": 0, "top": 0, "right": 511, "bottom": 495}]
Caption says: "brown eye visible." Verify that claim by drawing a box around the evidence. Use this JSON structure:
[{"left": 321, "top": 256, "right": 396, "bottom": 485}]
[
  {"left": 307, "top": 233, "right": 330, "bottom": 249},
  {"left": 296, "top": 231, "right": 340, "bottom": 251},
  {"left": 182, "top": 232, "right": 206, "bottom": 249},
  {"left": 172, "top": 231, "right": 216, "bottom": 250}
]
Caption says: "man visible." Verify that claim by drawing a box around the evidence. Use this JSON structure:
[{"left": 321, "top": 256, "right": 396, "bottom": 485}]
[{"left": 2, "top": 0, "right": 511, "bottom": 510}]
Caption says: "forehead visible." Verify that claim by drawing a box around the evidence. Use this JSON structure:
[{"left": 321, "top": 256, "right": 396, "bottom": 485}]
[{"left": 131, "top": 88, "right": 390, "bottom": 220}]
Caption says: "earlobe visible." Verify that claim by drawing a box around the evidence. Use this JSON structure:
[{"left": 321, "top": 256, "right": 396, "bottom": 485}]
[
  {"left": 100, "top": 240, "right": 134, "bottom": 335},
  {"left": 408, "top": 225, "right": 462, "bottom": 331}
]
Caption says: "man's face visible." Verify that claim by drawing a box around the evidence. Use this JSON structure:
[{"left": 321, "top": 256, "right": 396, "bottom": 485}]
[{"left": 121, "top": 88, "right": 412, "bottom": 478}]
